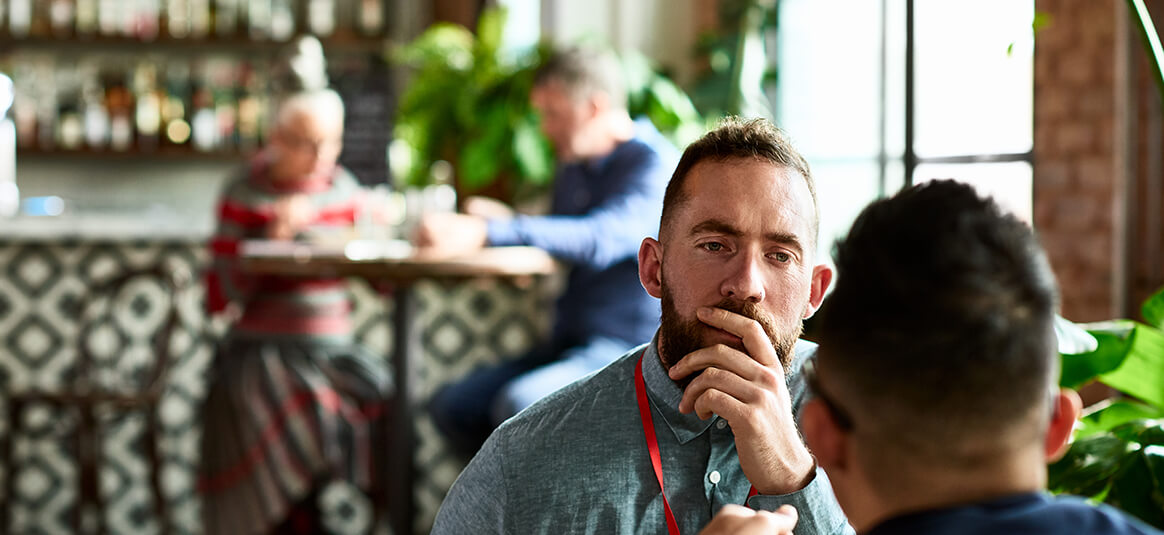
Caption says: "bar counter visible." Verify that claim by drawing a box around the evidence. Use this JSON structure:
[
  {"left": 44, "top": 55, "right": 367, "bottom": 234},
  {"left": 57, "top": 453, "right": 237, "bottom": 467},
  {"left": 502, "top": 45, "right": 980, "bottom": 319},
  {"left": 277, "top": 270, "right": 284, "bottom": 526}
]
[{"left": 0, "top": 223, "right": 554, "bottom": 534}]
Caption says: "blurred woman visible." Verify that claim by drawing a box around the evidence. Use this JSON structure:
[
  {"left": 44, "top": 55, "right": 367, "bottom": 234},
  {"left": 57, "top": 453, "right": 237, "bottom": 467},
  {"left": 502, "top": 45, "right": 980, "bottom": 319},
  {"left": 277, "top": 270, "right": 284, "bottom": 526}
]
[{"left": 198, "top": 36, "right": 390, "bottom": 535}]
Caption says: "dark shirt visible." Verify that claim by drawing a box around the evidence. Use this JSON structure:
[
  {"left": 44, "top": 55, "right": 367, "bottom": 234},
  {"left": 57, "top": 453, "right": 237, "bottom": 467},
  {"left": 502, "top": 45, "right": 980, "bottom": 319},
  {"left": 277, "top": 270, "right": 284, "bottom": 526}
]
[
  {"left": 866, "top": 492, "right": 1161, "bottom": 535},
  {"left": 486, "top": 119, "right": 678, "bottom": 345}
]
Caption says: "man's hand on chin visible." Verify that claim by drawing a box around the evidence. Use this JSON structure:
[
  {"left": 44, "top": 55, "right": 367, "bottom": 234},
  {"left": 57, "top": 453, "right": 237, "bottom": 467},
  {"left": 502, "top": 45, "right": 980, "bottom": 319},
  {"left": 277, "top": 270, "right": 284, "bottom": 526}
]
[{"left": 668, "top": 306, "right": 816, "bottom": 495}]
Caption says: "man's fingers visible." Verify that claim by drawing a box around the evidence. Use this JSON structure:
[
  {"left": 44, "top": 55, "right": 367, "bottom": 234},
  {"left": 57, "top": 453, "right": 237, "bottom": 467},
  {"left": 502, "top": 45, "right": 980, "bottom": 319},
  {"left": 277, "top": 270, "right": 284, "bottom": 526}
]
[
  {"left": 696, "top": 307, "right": 776, "bottom": 368},
  {"left": 669, "top": 345, "right": 779, "bottom": 389},
  {"left": 679, "top": 367, "right": 763, "bottom": 415}
]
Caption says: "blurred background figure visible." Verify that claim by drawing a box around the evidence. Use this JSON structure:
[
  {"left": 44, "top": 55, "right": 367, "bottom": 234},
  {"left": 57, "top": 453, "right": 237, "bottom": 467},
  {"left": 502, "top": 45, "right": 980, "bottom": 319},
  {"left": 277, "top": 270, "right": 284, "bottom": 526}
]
[
  {"left": 198, "top": 35, "right": 390, "bottom": 535},
  {"left": 416, "top": 46, "right": 680, "bottom": 459}
]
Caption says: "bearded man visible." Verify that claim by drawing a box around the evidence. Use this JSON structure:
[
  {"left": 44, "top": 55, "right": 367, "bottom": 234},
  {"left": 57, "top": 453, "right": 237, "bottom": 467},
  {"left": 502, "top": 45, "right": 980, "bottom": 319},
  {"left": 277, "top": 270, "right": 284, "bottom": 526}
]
[{"left": 431, "top": 117, "right": 852, "bottom": 535}]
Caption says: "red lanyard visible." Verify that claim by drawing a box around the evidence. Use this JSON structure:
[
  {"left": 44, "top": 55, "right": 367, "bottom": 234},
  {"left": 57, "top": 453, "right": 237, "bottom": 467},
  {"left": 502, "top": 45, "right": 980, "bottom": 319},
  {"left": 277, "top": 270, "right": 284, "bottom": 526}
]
[{"left": 635, "top": 354, "right": 757, "bottom": 535}]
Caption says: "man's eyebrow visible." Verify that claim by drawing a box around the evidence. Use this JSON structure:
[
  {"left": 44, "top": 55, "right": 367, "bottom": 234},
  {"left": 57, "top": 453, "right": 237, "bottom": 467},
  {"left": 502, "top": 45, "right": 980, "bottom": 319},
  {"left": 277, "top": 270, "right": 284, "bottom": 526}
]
[
  {"left": 689, "top": 219, "right": 741, "bottom": 237},
  {"left": 688, "top": 219, "right": 805, "bottom": 253}
]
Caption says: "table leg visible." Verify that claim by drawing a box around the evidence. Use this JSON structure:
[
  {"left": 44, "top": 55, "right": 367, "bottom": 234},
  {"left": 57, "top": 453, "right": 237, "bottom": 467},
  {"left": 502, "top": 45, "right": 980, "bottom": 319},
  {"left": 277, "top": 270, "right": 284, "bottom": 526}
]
[{"left": 389, "top": 285, "right": 418, "bottom": 535}]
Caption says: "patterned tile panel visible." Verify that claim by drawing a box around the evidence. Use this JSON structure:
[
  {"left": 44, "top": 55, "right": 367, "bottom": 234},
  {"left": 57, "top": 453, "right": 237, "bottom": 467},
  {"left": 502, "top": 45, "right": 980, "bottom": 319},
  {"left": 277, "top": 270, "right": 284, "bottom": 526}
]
[{"left": 0, "top": 240, "right": 552, "bottom": 535}]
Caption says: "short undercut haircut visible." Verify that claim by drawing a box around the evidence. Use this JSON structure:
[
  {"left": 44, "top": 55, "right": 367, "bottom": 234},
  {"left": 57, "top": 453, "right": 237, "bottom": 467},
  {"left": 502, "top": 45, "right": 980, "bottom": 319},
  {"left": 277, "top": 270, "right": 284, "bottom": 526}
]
[
  {"left": 818, "top": 179, "right": 1059, "bottom": 463},
  {"left": 533, "top": 46, "right": 627, "bottom": 111},
  {"left": 660, "top": 117, "right": 818, "bottom": 249}
]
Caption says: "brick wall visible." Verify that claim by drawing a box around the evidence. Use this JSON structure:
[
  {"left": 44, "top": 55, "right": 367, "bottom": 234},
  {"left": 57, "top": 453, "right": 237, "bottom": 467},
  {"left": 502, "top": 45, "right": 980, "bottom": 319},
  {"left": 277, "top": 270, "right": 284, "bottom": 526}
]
[
  {"left": 1034, "top": 0, "right": 1117, "bottom": 321},
  {"left": 1034, "top": 0, "right": 1164, "bottom": 321}
]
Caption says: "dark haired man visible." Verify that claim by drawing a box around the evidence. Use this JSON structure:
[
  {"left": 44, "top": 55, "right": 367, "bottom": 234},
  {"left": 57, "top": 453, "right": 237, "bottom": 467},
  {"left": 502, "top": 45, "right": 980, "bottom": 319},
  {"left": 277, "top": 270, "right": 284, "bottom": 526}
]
[
  {"left": 432, "top": 117, "right": 851, "bottom": 534},
  {"left": 766, "top": 180, "right": 1156, "bottom": 534},
  {"left": 417, "top": 46, "right": 679, "bottom": 458}
]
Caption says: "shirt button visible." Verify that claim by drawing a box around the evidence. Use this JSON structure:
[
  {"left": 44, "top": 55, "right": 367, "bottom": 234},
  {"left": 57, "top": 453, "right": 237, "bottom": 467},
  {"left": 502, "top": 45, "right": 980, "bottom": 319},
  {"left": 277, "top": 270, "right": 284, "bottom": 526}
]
[
  {"left": 716, "top": 419, "right": 727, "bottom": 430},
  {"left": 708, "top": 470, "right": 721, "bottom": 484}
]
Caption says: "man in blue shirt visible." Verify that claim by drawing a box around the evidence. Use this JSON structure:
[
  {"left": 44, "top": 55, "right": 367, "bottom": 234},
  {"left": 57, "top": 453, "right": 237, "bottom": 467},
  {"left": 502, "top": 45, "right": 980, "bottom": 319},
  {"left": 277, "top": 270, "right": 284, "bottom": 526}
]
[
  {"left": 416, "top": 46, "right": 679, "bottom": 457},
  {"left": 708, "top": 180, "right": 1156, "bottom": 535}
]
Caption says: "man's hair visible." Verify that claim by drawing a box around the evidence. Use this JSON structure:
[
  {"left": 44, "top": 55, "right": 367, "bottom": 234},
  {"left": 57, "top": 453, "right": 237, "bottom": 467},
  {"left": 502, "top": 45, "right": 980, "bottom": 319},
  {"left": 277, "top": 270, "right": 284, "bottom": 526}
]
[
  {"left": 533, "top": 46, "right": 627, "bottom": 111},
  {"left": 818, "top": 180, "right": 1059, "bottom": 468},
  {"left": 659, "top": 117, "right": 818, "bottom": 248}
]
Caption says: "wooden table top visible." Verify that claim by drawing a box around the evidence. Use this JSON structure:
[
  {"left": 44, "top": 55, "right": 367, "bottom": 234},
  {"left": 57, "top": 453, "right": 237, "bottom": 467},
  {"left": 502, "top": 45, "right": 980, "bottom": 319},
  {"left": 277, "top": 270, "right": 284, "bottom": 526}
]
[{"left": 238, "top": 240, "right": 557, "bottom": 283}]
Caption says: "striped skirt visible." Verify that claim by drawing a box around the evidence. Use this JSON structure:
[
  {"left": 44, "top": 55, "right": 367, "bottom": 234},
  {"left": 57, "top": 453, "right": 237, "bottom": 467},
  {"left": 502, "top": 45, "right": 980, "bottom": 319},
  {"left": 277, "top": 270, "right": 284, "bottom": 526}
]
[{"left": 198, "top": 334, "right": 392, "bottom": 535}]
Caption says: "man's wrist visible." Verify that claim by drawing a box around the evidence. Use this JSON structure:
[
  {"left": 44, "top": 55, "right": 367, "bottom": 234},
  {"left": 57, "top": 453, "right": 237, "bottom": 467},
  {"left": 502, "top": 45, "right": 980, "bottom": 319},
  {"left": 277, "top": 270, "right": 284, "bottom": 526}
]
[{"left": 755, "top": 448, "right": 816, "bottom": 495}]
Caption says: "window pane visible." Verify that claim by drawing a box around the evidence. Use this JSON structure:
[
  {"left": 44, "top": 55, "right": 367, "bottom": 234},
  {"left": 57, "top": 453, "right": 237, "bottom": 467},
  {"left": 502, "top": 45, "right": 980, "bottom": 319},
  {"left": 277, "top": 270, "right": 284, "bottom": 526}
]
[
  {"left": 913, "top": 1, "right": 1034, "bottom": 157},
  {"left": 914, "top": 162, "right": 1034, "bottom": 223},
  {"left": 812, "top": 160, "right": 885, "bottom": 262},
  {"left": 777, "top": 0, "right": 884, "bottom": 160}
]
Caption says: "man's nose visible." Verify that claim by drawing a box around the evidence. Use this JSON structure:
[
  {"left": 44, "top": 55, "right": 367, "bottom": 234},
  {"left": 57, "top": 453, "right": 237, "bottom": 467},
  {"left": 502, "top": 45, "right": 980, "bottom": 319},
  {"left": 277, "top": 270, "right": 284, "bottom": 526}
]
[{"left": 721, "top": 250, "right": 765, "bottom": 303}]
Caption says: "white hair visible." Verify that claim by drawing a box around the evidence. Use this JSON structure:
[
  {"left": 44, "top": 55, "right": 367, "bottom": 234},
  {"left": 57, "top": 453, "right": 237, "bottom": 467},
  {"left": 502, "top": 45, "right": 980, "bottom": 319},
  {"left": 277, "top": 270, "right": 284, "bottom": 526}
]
[{"left": 276, "top": 88, "right": 345, "bottom": 130}]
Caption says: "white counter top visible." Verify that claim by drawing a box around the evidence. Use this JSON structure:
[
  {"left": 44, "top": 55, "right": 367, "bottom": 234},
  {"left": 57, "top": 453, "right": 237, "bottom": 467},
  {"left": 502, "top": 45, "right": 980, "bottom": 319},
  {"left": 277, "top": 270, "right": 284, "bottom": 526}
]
[{"left": 0, "top": 210, "right": 213, "bottom": 240}]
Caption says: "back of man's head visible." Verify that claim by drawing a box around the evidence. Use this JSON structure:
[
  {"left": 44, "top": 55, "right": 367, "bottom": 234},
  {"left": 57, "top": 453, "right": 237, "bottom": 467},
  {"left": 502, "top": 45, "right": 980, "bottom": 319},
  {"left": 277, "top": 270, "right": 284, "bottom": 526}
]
[
  {"left": 534, "top": 46, "right": 627, "bottom": 111},
  {"left": 818, "top": 179, "right": 1060, "bottom": 479}
]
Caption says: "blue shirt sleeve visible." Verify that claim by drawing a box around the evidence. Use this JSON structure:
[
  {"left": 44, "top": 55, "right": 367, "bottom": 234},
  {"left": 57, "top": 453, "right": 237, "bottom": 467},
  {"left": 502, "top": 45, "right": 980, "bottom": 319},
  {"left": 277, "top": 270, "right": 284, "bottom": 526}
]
[
  {"left": 485, "top": 141, "right": 669, "bottom": 271},
  {"left": 747, "top": 468, "right": 856, "bottom": 534}
]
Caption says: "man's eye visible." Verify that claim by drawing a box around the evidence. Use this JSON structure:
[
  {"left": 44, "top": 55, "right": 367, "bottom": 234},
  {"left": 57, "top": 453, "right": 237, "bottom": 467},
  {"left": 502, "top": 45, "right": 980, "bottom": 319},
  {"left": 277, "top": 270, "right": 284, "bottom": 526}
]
[
  {"left": 701, "top": 242, "right": 725, "bottom": 252},
  {"left": 771, "top": 252, "right": 791, "bottom": 262}
]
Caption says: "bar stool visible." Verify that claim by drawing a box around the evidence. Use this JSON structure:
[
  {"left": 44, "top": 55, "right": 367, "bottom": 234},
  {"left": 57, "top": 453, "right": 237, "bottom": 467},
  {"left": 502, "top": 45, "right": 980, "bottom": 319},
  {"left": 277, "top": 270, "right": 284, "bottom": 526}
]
[{"left": 0, "top": 263, "right": 189, "bottom": 534}]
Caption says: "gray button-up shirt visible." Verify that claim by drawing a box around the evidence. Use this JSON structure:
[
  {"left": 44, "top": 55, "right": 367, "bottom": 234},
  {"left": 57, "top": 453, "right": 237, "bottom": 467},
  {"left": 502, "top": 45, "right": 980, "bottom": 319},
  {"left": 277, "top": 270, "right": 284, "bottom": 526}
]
[{"left": 432, "top": 335, "right": 853, "bottom": 534}]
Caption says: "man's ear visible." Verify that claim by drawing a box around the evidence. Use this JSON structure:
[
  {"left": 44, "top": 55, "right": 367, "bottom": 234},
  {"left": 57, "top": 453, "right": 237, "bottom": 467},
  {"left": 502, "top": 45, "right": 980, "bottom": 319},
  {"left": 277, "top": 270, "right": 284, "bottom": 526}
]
[
  {"left": 1045, "top": 388, "right": 1082, "bottom": 462},
  {"left": 801, "top": 399, "right": 848, "bottom": 473},
  {"left": 803, "top": 264, "right": 834, "bottom": 319},
  {"left": 638, "top": 237, "right": 664, "bottom": 299},
  {"left": 587, "top": 91, "right": 609, "bottom": 118}
]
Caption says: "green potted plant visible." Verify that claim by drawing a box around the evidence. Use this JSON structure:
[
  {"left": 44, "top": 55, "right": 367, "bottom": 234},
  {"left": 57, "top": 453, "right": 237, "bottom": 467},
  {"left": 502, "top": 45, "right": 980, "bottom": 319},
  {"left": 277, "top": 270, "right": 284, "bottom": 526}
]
[
  {"left": 390, "top": 6, "right": 705, "bottom": 205},
  {"left": 1049, "top": 285, "right": 1164, "bottom": 529}
]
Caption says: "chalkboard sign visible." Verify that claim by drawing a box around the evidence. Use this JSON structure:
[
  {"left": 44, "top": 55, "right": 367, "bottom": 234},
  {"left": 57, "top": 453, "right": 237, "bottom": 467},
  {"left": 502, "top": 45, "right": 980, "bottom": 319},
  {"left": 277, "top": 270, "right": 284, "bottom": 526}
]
[{"left": 330, "top": 53, "right": 393, "bottom": 187}]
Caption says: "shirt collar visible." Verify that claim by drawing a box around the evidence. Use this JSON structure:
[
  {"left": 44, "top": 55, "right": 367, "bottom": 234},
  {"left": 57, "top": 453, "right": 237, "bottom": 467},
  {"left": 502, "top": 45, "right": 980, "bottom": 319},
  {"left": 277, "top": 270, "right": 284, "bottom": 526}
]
[{"left": 641, "top": 333, "right": 720, "bottom": 444}]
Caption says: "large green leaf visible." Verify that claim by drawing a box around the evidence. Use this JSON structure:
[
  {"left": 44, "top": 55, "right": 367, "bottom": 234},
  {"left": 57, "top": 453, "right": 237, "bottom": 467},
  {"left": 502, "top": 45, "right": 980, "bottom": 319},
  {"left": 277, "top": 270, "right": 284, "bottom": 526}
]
[
  {"left": 1048, "top": 433, "right": 1133, "bottom": 499},
  {"left": 1061, "top": 322, "right": 1134, "bottom": 388},
  {"left": 1099, "top": 323, "right": 1164, "bottom": 409},
  {"left": 475, "top": 6, "right": 507, "bottom": 61},
  {"left": 1109, "top": 451, "right": 1164, "bottom": 529},
  {"left": 1143, "top": 286, "right": 1164, "bottom": 329},
  {"left": 1078, "top": 400, "right": 1164, "bottom": 438},
  {"left": 393, "top": 23, "right": 475, "bottom": 71},
  {"left": 511, "top": 116, "right": 553, "bottom": 185}
]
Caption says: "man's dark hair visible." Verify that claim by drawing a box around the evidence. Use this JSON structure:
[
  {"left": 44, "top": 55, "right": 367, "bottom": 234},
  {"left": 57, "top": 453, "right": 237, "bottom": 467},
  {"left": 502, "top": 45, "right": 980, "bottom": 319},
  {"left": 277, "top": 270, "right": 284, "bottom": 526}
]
[
  {"left": 659, "top": 117, "right": 818, "bottom": 248},
  {"left": 818, "top": 179, "right": 1059, "bottom": 467},
  {"left": 533, "top": 46, "right": 627, "bottom": 111}
]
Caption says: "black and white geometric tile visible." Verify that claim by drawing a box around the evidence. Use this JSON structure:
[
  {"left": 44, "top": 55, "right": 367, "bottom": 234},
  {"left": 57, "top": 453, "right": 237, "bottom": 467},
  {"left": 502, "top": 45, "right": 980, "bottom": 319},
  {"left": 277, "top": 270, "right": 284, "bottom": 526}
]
[{"left": 0, "top": 239, "right": 552, "bottom": 535}]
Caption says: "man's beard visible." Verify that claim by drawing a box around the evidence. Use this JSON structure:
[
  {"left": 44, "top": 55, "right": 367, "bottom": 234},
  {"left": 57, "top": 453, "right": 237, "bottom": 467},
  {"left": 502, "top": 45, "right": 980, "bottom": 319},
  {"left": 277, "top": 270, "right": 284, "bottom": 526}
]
[{"left": 657, "top": 283, "right": 801, "bottom": 384}]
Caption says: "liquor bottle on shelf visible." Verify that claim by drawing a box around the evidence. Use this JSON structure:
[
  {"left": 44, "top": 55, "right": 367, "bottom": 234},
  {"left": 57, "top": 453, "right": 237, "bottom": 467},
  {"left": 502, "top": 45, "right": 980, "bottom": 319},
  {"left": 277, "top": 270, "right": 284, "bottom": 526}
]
[
  {"left": 210, "top": 61, "right": 238, "bottom": 149},
  {"left": 52, "top": 66, "right": 84, "bottom": 150},
  {"left": 75, "top": 0, "right": 98, "bottom": 36},
  {"left": 133, "top": 61, "right": 162, "bottom": 151},
  {"left": 190, "top": 0, "right": 210, "bottom": 38},
  {"left": 81, "top": 67, "right": 110, "bottom": 150},
  {"left": 9, "top": 0, "right": 31, "bottom": 37},
  {"left": 104, "top": 68, "right": 134, "bottom": 151},
  {"left": 214, "top": 0, "right": 238, "bottom": 36},
  {"left": 247, "top": 0, "right": 271, "bottom": 40},
  {"left": 132, "top": 0, "right": 160, "bottom": 41},
  {"left": 167, "top": 0, "right": 191, "bottom": 38},
  {"left": 49, "top": 0, "right": 76, "bottom": 37},
  {"left": 306, "top": 0, "right": 334, "bottom": 36},
  {"left": 57, "top": 95, "right": 84, "bottom": 151},
  {"left": 235, "top": 60, "right": 265, "bottom": 152},
  {"left": 358, "top": 0, "right": 383, "bottom": 36},
  {"left": 190, "top": 82, "right": 217, "bottom": 151},
  {"left": 97, "top": 0, "right": 117, "bottom": 36},
  {"left": 269, "top": 0, "right": 293, "bottom": 41},
  {"left": 161, "top": 62, "right": 191, "bottom": 147}
]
